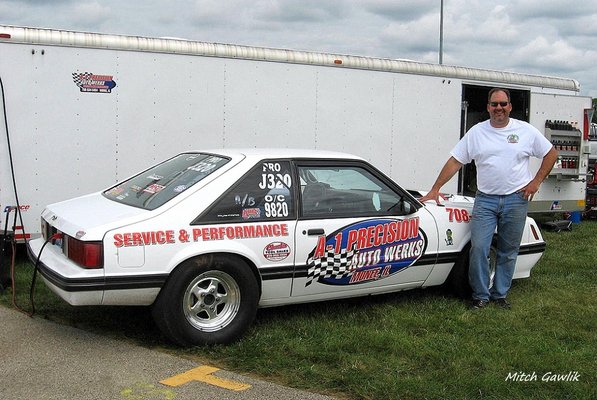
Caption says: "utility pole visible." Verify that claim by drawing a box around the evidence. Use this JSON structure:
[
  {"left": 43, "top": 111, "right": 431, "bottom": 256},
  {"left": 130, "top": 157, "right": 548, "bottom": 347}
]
[{"left": 439, "top": 0, "right": 444, "bottom": 65}]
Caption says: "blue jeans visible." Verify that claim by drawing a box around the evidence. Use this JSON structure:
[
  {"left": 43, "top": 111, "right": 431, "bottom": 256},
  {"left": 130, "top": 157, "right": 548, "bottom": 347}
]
[{"left": 469, "top": 191, "right": 529, "bottom": 301}]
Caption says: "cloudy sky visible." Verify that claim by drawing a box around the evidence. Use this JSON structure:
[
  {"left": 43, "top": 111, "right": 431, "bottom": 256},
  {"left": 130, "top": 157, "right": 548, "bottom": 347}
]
[{"left": 2, "top": 0, "right": 597, "bottom": 97}]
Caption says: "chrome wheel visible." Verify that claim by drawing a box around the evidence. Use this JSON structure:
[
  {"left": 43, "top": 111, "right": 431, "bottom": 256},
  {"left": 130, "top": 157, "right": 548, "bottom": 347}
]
[
  {"left": 153, "top": 255, "right": 259, "bottom": 345},
  {"left": 183, "top": 270, "right": 241, "bottom": 332}
]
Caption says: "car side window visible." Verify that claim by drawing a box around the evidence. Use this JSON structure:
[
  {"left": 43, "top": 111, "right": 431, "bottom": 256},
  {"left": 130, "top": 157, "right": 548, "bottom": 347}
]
[
  {"left": 299, "top": 164, "right": 413, "bottom": 218},
  {"left": 198, "top": 160, "right": 295, "bottom": 223}
]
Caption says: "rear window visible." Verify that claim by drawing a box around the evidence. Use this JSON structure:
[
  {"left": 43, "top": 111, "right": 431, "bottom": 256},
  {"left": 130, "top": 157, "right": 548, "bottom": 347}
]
[{"left": 103, "top": 153, "right": 230, "bottom": 210}]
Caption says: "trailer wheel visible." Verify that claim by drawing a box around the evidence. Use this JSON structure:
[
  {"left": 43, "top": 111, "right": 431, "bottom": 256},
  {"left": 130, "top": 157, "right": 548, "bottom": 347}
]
[
  {"left": 152, "top": 255, "right": 259, "bottom": 346},
  {"left": 446, "top": 244, "right": 497, "bottom": 298}
]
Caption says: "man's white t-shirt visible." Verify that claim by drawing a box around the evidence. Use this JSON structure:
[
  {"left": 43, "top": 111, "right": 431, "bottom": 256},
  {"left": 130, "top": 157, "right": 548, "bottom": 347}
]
[{"left": 451, "top": 118, "right": 553, "bottom": 195}]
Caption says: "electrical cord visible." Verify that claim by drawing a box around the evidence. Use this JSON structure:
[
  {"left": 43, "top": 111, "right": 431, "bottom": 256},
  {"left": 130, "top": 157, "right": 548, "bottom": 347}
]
[
  {"left": 28, "top": 233, "right": 63, "bottom": 316},
  {"left": 6, "top": 207, "right": 29, "bottom": 314},
  {"left": 8, "top": 227, "right": 61, "bottom": 317},
  {"left": 0, "top": 76, "right": 26, "bottom": 237},
  {"left": 1, "top": 75, "right": 34, "bottom": 315}
]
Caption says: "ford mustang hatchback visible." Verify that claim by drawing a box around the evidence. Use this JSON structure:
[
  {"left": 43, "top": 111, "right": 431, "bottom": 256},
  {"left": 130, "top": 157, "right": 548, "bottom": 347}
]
[{"left": 28, "top": 149, "right": 546, "bottom": 345}]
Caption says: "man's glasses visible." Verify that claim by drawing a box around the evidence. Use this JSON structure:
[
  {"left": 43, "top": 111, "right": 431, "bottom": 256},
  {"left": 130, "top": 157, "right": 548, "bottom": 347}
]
[{"left": 489, "top": 101, "right": 509, "bottom": 107}]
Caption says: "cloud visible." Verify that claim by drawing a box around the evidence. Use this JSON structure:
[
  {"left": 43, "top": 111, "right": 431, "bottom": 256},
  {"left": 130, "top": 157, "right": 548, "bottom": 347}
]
[
  {"left": 379, "top": 13, "right": 440, "bottom": 55},
  {"left": 512, "top": 36, "right": 597, "bottom": 75},
  {"left": 70, "top": 1, "right": 112, "bottom": 30},
  {"left": 253, "top": 0, "right": 348, "bottom": 23},
  {"left": 363, "top": 0, "right": 437, "bottom": 22},
  {"left": 510, "top": 0, "right": 596, "bottom": 20},
  {"left": 191, "top": 0, "right": 234, "bottom": 25}
]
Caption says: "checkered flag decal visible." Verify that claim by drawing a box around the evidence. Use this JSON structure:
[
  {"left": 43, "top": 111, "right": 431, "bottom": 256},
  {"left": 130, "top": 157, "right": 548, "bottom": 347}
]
[
  {"left": 306, "top": 247, "right": 356, "bottom": 286},
  {"left": 72, "top": 72, "right": 91, "bottom": 88}
]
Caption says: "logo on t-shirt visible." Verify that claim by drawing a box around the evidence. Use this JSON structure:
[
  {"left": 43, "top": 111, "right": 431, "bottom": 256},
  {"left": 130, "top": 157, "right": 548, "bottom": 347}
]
[{"left": 507, "top": 134, "right": 519, "bottom": 144}]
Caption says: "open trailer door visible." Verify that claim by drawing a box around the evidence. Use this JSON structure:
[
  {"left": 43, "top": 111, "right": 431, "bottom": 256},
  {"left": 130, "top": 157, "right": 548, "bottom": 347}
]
[
  {"left": 459, "top": 84, "right": 530, "bottom": 197},
  {"left": 459, "top": 85, "right": 591, "bottom": 214}
]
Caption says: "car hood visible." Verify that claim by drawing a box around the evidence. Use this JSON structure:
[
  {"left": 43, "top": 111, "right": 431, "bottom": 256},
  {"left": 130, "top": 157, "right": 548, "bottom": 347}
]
[
  {"left": 413, "top": 190, "right": 475, "bottom": 208},
  {"left": 42, "top": 192, "right": 148, "bottom": 240},
  {"left": 439, "top": 193, "right": 475, "bottom": 207}
]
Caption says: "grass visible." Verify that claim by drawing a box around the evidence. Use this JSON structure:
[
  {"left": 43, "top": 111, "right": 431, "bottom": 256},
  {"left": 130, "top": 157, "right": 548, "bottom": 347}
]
[{"left": 2, "top": 221, "right": 596, "bottom": 399}]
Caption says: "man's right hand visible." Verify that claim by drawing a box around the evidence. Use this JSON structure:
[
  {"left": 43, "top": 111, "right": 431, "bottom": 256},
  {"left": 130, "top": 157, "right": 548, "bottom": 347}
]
[{"left": 418, "top": 189, "right": 443, "bottom": 205}]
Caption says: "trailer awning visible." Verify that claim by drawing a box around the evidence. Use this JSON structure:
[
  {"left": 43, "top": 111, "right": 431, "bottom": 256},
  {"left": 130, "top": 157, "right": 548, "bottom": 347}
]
[{"left": 0, "top": 25, "right": 581, "bottom": 92}]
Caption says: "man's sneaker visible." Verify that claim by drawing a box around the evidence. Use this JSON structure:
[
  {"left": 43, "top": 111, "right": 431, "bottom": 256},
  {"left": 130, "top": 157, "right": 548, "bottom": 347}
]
[
  {"left": 470, "top": 299, "right": 489, "bottom": 310},
  {"left": 491, "top": 298, "right": 512, "bottom": 310}
]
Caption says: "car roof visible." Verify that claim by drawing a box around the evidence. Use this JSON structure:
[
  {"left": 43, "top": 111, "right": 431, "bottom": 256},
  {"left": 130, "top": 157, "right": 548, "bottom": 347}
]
[{"left": 198, "top": 148, "right": 365, "bottom": 162}]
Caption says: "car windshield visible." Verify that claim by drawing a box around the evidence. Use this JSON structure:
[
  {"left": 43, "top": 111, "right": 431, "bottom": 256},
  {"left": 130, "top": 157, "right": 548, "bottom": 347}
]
[{"left": 103, "top": 153, "right": 230, "bottom": 210}]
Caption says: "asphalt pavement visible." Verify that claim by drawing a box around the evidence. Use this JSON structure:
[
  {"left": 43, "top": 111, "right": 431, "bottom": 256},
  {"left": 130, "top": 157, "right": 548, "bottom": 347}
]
[{"left": 0, "top": 306, "right": 334, "bottom": 400}]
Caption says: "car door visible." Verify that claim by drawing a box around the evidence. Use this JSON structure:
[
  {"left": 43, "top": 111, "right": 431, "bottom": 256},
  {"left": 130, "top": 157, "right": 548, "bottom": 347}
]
[
  {"left": 194, "top": 158, "right": 299, "bottom": 302},
  {"left": 291, "top": 160, "right": 439, "bottom": 301}
]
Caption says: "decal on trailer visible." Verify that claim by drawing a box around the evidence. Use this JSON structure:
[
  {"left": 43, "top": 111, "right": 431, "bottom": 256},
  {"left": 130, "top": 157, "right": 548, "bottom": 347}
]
[
  {"left": 305, "top": 218, "right": 426, "bottom": 286},
  {"left": 4, "top": 205, "right": 31, "bottom": 212},
  {"left": 72, "top": 72, "right": 117, "bottom": 93}
]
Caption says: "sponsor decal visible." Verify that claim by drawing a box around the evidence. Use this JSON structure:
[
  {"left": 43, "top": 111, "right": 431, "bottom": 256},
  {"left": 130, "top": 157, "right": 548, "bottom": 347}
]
[
  {"left": 143, "top": 184, "right": 165, "bottom": 194},
  {"left": 113, "top": 223, "right": 289, "bottom": 247},
  {"left": 173, "top": 185, "right": 187, "bottom": 193},
  {"left": 106, "top": 186, "right": 125, "bottom": 196},
  {"left": 242, "top": 208, "right": 261, "bottom": 219},
  {"left": 188, "top": 161, "right": 217, "bottom": 173},
  {"left": 306, "top": 218, "right": 426, "bottom": 286},
  {"left": 217, "top": 213, "right": 241, "bottom": 218},
  {"left": 4, "top": 205, "right": 31, "bottom": 212},
  {"left": 550, "top": 201, "right": 562, "bottom": 210},
  {"left": 263, "top": 242, "right": 291, "bottom": 262},
  {"left": 445, "top": 229, "right": 453, "bottom": 245},
  {"left": 72, "top": 72, "right": 116, "bottom": 93}
]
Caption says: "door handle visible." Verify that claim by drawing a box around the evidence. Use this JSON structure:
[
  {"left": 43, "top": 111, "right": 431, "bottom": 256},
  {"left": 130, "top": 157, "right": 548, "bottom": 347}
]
[{"left": 306, "top": 228, "right": 325, "bottom": 236}]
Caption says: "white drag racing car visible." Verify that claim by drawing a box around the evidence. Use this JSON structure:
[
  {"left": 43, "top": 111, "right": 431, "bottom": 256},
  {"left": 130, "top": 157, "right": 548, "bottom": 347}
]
[{"left": 28, "top": 149, "right": 545, "bottom": 345}]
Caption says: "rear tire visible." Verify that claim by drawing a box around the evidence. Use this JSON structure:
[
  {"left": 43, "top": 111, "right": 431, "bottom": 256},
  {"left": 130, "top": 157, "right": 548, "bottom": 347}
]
[{"left": 152, "top": 254, "right": 259, "bottom": 346}]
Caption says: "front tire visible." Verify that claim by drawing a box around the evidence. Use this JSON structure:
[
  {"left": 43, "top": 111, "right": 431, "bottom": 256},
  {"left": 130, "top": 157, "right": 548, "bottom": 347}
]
[
  {"left": 446, "top": 244, "right": 497, "bottom": 298},
  {"left": 152, "top": 254, "right": 259, "bottom": 346},
  {"left": 445, "top": 245, "right": 472, "bottom": 298}
]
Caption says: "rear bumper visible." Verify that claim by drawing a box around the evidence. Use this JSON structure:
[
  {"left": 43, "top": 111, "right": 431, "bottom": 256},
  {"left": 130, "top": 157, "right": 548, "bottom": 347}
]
[
  {"left": 27, "top": 239, "right": 105, "bottom": 305},
  {"left": 513, "top": 241, "right": 546, "bottom": 279},
  {"left": 27, "top": 239, "right": 167, "bottom": 306}
]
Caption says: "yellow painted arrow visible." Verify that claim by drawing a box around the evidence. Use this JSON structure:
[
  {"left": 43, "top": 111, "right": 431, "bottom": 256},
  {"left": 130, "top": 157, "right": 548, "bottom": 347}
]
[{"left": 160, "top": 365, "right": 251, "bottom": 391}]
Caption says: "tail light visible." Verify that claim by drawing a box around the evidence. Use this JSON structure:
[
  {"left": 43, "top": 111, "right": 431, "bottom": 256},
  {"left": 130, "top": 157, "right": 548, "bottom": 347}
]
[{"left": 66, "top": 236, "right": 103, "bottom": 269}]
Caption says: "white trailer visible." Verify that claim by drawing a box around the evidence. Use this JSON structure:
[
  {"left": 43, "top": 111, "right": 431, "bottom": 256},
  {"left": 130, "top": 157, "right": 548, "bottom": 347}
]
[{"left": 0, "top": 25, "right": 592, "bottom": 241}]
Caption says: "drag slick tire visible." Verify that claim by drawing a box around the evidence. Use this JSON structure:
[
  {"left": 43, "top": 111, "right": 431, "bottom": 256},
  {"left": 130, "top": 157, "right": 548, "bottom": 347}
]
[{"left": 152, "top": 254, "right": 259, "bottom": 346}]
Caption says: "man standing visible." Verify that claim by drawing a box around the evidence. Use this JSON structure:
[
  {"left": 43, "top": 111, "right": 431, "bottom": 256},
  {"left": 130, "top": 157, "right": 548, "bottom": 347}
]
[{"left": 419, "top": 88, "right": 558, "bottom": 309}]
